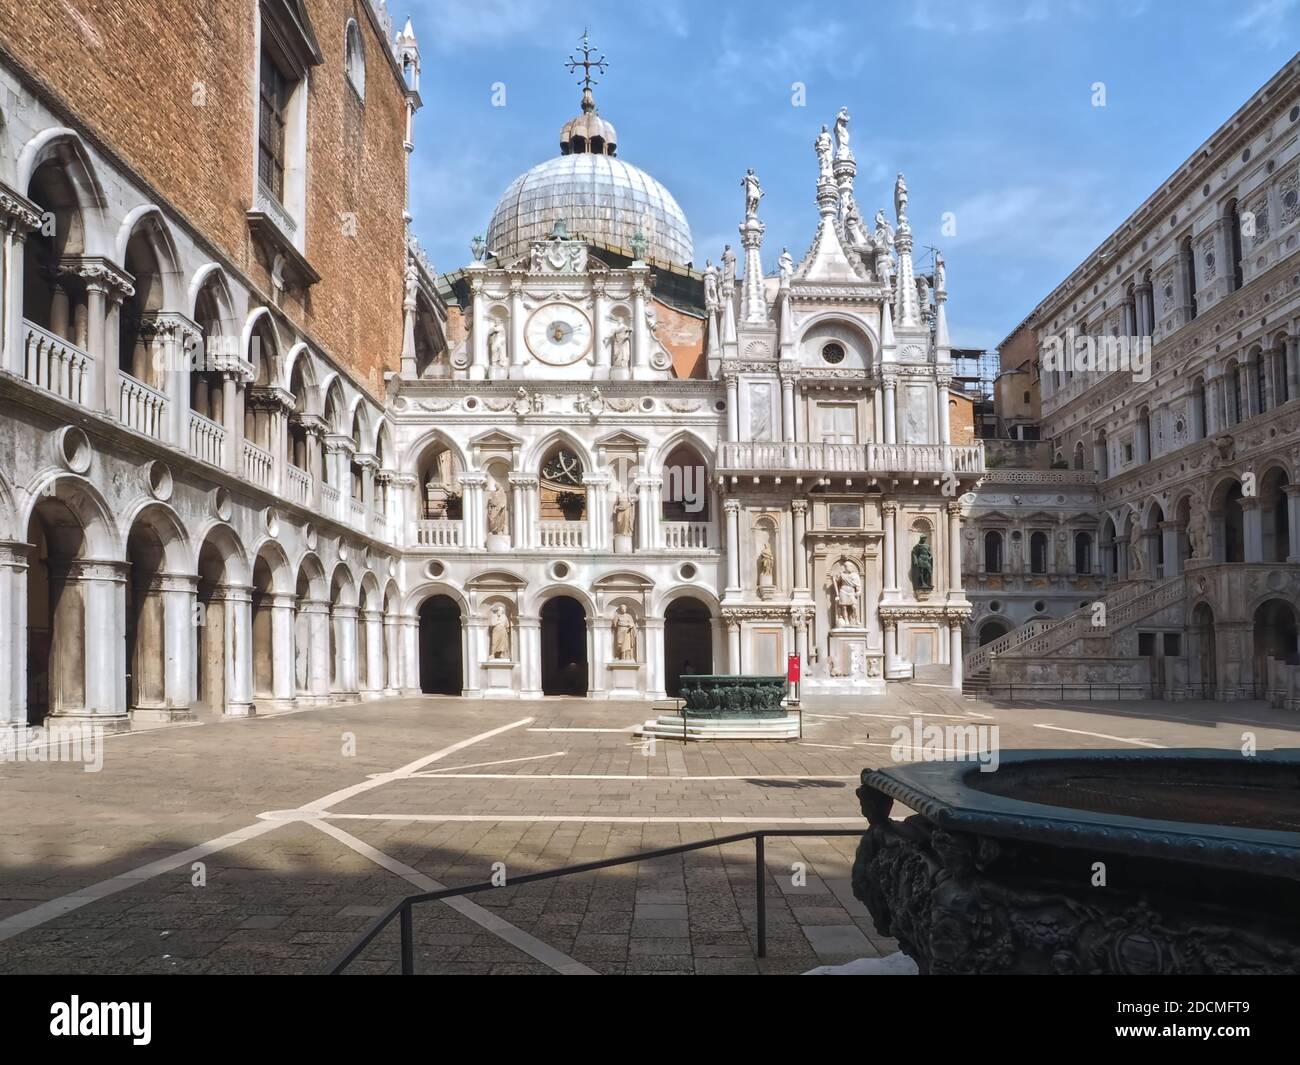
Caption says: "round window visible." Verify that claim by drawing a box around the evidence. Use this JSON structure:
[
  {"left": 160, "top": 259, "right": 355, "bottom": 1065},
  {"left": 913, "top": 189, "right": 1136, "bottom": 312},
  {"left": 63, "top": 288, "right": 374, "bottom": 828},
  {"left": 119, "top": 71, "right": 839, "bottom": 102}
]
[
  {"left": 550, "top": 561, "right": 571, "bottom": 580},
  {"left": 989, "top": 601, "right": 1002, "bottom": 613},
  {"left": 821, "top": 342, "right": 846, "bottom": 364},
  {"left": 1034, "top": 601, "right": 1046, "bottom": 613},
  {"left": 427, "top": 560, "right": 445, "bottom": 578},
  {"left": 678, "top": 562, "right": 698, "bottom": 581}
]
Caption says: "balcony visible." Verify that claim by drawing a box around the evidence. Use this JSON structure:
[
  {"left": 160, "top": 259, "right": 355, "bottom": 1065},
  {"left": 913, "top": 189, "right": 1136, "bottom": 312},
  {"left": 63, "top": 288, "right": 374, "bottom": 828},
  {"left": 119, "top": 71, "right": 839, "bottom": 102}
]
[
  {"left": 662, "top": 521, "right": 711, "bottom": 550},
  {"left": 286, "top": 464, "right": 311, "bottom": 506},
  {"left": 119, "top": 371, "right": 168, "bottom": 440},
  {"left": 416, "top": 519, "right": 463, "bottom": 548},
  {"left": 188, "top": 411, "right": 226, "bottom": 467},
  {"left": 23, "top": 320, "right": 91, "bottom": 407},
  {"left": 242, "top": 440, "right": 274, "bottom": 490},
  {"left": 538, "top": 521, "right": 587, "bottom": 549},
  {"left": 717, "top": 441, "right": 985, "bottom": 477}
]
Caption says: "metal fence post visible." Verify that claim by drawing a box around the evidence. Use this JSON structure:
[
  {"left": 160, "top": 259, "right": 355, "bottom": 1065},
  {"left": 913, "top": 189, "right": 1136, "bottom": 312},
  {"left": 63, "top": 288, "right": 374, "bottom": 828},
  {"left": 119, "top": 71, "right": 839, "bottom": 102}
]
[
  {"left": 755, "top": 834, "right": 766, "bottom": 960},
  {"left": 400, "top": 901, "right": 414, "bottom": 975}
]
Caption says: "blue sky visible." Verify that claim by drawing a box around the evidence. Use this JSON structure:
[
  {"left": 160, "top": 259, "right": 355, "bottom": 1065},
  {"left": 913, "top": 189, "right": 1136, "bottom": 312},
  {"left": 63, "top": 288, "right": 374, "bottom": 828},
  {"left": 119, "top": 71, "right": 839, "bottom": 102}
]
[{"left": 402, "top": 0, "right": 1299, "bottom": 350}]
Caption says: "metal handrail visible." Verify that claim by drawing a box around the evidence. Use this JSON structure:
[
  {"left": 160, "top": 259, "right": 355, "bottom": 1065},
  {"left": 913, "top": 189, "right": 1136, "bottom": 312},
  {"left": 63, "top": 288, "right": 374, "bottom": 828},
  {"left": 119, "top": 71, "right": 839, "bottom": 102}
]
[{"left": 327, "top": 827, "right": 865, "bottom": 974}]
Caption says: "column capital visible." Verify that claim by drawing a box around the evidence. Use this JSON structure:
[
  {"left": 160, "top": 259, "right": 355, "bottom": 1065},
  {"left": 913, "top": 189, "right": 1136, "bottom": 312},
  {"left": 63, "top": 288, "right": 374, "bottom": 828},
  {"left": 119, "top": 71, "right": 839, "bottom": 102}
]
[
  {"left": 724, "top": 497, "right": 741, "bottom": 514},
  {"left": 882, "top": 500, "right": 898, "bottom": 516},
  {"left": 791, "top": 498, "right": 808, "bottom": 515},
  {"left": 0, "top": 182, "right": 43, "bottom": 235}
]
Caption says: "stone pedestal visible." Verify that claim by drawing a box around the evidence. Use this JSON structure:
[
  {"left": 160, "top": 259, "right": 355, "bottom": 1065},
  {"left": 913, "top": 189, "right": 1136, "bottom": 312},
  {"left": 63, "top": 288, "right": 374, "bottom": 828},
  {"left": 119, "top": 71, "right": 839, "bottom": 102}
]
[
  {"left": 802, "top": 627, "right": 885, "bottom": 695},
  {"left": 485, "top": 533, "right": 511, "bottom": 553},
  {"left": 480, "top": 659, "right": 516, "bottom": 697},
  {"left": 758, "top": 573, "right": 775, "bottom": 600},
  {"left": 610, "top": 367, "right": 630, "bottom": 381},
  {"left": 613, "top": 533, "right": 633, "bottom": 555},
  {"left": 607, "top": 660, "right": 641, "bottom": 697},
  {"left": 489, "top": 366, "right": 508, "bottom": 381}
]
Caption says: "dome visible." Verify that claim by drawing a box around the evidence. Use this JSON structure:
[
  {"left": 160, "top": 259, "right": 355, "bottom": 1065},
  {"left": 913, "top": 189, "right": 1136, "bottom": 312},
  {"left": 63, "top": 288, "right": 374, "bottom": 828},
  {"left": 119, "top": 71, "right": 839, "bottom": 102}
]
[{"left": 486, "top": 153, "right": 694, "bottom": 267}]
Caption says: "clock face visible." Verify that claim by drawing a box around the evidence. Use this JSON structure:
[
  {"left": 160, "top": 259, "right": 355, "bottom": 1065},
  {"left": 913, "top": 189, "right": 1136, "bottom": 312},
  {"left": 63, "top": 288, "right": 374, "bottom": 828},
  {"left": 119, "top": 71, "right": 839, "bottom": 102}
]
[{"left": 525, "top": 304, "right": 592, "bottom": 366}]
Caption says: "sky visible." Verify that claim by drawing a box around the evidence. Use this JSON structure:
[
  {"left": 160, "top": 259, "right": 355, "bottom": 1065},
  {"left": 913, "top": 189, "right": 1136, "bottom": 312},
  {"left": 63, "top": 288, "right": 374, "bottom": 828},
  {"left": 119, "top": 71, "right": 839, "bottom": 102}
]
[{"left": 401, "top": 0, "right": 1300, "bottom": 351}]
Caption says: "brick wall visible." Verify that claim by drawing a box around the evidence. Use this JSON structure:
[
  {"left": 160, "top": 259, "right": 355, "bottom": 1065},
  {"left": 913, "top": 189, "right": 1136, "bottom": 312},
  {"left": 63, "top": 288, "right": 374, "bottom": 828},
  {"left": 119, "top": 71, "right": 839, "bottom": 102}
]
[
  {"left": 0, "top": 0, "right": 408, "bottom": 399},
  {"left": 653, "top": 298, "right": 706, "bottom": 379}
]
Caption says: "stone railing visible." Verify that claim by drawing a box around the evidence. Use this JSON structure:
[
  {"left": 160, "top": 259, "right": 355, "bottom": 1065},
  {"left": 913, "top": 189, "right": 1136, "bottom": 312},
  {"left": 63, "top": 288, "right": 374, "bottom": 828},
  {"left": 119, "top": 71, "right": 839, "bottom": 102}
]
[
  {"left": 348, "top": 496, "right": 365, "bottom": 524},
  {"left": 321, "top": 482, "right": 341, "bottom": 518},
  {"left": 119, "top": 371, "right": 168, "bottom": 439},
  {"left": 662, "top": 521, "right": 710, "bottom": 550},
  {"left": 23, "top": 320, "right": 91, "bottom": 406},
  {"left": 286, "top": 464, "right": 311, "bottom": 505},
  {"left": 242, "top": 440, "right": 274, "bottom": 490},
  {"left": 1002, "top": 576, "right": 1185, "bottom": 661},
  {"left": 255, "top": 179, "right": 297, "bottom": 236},
  {"left": 188, "top": 410, "right": 225, "bottom": 467},
  {"left": 415, "top": 519, "right": 462, "bottom": 547},
  {"left": 718, "top": 441, "right": 984, "bottom": 476},
  {"left": 979, "top": 468, "right": 1098, "bottom": 485},
  {"left": 538, "top": 520, "right": 587, "bottom": 549}
]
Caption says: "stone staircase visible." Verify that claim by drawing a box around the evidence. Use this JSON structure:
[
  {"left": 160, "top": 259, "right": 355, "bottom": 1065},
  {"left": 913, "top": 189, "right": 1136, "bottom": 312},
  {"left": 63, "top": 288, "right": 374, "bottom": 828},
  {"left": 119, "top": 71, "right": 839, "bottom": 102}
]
[{"left": 962, "top": 576, "right": 1186, "bottom": 695}]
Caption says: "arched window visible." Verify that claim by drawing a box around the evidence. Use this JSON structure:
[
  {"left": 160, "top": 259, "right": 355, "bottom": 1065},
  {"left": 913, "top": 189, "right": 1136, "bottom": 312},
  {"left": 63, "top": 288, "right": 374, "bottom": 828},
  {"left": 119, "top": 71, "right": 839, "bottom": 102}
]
[
  {"left": 984, "top": 531, "right": 1004, "bottom": 574},
  {"left": 1230, "top": 361, "right": 1244, "bottom": 424},
  {"left": 1030, "top": 531, "right": 1048, "bottom": 574},
  {"left": 1181, "top": 236, "right": 1197, "bottom": 319},
  {"left": 1137, "top": 407, "right": 1152, "bottom": 463},
  {"left": 1192, "top": 378, "right": 1207, "bottom": 440},
  {"left": 1254, "top": 348, "right": 1269, "bottom": 415},
  {"left": 1074, "top": 532, "right": 1093, "bottom": 575},
  {"left": 1072, "top": 441, "right": 1085, "bottom": 470},
  {"left": 345, "top": 20, "right": 366, "bottom": 100},
  {"left": 1226, "top": 199, "right": 1244, "bottom": 292},
  {"left": 540, "top": 445, "right": 586, "bottom": 521}
]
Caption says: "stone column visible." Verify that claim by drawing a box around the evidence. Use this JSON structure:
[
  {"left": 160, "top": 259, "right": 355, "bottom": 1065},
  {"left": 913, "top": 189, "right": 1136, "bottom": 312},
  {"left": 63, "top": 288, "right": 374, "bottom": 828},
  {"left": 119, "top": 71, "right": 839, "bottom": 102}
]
[
  {"left": 1287, "top": 335, "right": 1300, "bottom": 405},
  {"left": 634, "top": 476, "right": 653, "bottom": 552},
  {"left": 83, "top": 279, "right": 110, "bottom": 414},
  {"left": 1241, "top": 498, "right": 1264, "bottom": 563},
  {"left": 509, "top": 476, "right": 528, "bottom": 548},
  {"left": 587, "top": 616, "right": 607, "bottom": 699},
  {"left": 882, "top": 501, "right": 898, "bottom": 596},
  {"left": 159, "top": 573, "right": 198, "bottom": 716},
  {"left": 780, "top": 376, "right": 796, "bottom": 442},
  {"left": 518, "top": 615, "right": 542, "bottom": 698},
  {"left": 305, "top": 599, "right": 331, "bottom": 703},
  {"left": 468, "top": 274, "right": 488, "bottom": 379},
  {"left": 949, "top": 622, "right": 963, "bottom": 691},
  {"left": 361, "top": 609, "right": 384, "bottom": 699},
  {"left": 792, "top": 612, "right": 807, "bottom": 668},
  {"left": 947, "top": 501, "right": 962, "bottom": 595},
  {"left": 1286, "top": 485, "right": 1300, "bottom": 563},
  {"left": 631, "top": 269, "right": 649, "bottom": 372},
  {"left": 592, "top": 280, "right": 608, "bottom": 375},
  {"left": 268, "top": 592, "right": 296, "bottom": 705},
  {"left": 0, "top": 542, "right": 29, "bottom": 734},
  {"left": 584, "top": 473, "right": 609, "bottom": 553},
  {"left": 726, "top": 617, "right": 742, "bottom": 673},
  {"left": 644, "top": 616, "right": 666, "bottom": 700},
  {"left": 221, "top": 585, "right": 254, "bottom": 716},
  {"left": 883, "top": 377, "right": 898, "bottom": 445},
  {"left": 936, "top": 374, "right": 952, "bottom": 447},
  {"left": 401, "top": 615, "right": 421, "bottom": 695},
  {"left": 725, "top": 375, "right": 739, "bottom": 441},
  {"left": 509, "top": 278, "right": 526, "bottom": 372},
  {"left": 460, "top": 474, "right": 486, "bottom": 550},
  {"left": 47, "top": 559, "right": 130, "bottom": 730},
  {"left": 724, "top": 498, "right": 741, "bottom": 596},
  {"left": 791, "top": 499, "right": 809, "bottom": 597},
  {"left": 884, "top": 619, "right": 899, "bottom": 667}
]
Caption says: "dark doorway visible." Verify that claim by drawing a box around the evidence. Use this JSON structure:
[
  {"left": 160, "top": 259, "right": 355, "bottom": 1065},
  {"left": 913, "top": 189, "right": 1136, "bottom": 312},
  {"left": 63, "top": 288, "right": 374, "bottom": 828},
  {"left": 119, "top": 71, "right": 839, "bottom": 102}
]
[
  {"left": 978, "top": 620, "right": 1010, "bottom": 647},
  {"left": 1253, "top": 598, "right": 1299, "bottom": 691},
  {"left": 1192, "top": 602, "right": 1216, "bottom": 696},
  {"left": 419, "top": 595, "right": 463, "bottom": 694},
  {"left": 664, "top": 598, "right": 712, "bottom": 696},
  {"left": 541, "top": 596, "right": 587, "bottom": 695}
]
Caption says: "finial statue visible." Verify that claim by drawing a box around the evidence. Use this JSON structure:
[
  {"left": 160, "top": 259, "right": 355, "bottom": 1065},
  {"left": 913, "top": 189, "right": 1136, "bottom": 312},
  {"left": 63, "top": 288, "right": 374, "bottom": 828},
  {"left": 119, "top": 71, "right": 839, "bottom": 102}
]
[
  {"left": 778, "top": 247, "right": 794, "bottom": 281},
  {"left": 404, "top": 260, "right": 418, "bottom": 307},
  {"left": 629, "top": 229, "right": 648, "bottom": 262},
  {"left": 934, "top": 249, "right": 946, "bottom": 292},
  {"left": 894, "top": 172, "right": 909, "bottom": 220},
  {"left": 703, "top": 259, "right": 719, "bottom": 306},
  {"left": 721, "top": 244, "right": 737, "bottom": 288},
  {"left": 741, "top": 168, "right": 763, "bottom": 220},
  {"left": 814, "top": 124, "right": 834, "bottom": 180},
  {"left": 834, "top": 107, "right": 852, "bottom": 159}
]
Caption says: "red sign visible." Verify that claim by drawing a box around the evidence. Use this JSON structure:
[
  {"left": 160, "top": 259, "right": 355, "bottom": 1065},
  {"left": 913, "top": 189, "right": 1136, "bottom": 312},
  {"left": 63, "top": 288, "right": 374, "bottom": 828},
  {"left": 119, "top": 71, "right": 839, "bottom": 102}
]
[{"left": 787, "top": 653, "right": 801, "bottom": 683}]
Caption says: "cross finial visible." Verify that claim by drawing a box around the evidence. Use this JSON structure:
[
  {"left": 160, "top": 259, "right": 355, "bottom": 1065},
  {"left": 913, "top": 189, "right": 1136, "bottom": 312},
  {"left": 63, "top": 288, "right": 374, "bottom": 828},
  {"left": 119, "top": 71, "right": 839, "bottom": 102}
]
[{"left": 565, "top": 29, "right": 608, "bottom": 93}]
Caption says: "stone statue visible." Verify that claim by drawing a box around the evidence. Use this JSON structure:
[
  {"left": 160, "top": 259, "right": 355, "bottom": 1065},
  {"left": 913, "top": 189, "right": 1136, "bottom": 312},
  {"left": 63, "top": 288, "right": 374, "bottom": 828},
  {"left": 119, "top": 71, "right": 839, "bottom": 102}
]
[
  {"left": 488, "top": 604, "right": 511, "bottom": 659},
  {"left": 742, "top": 168, "right": 763, "bottom": 220},
  {"left": 830, "top": 562, "right": 861, "bottom": 628},
  {"left": 758, "top": 542, "right": 775, "bottom": 583},
  {"left": 404, "top": 261, "right": 418, "bottom": 307},
  {"left": 894, "top": 172, "right": 909, "bottom": 220},
  {"left": 874, "top": 209, "right": 895, "bottom": 250},
  {"left": 912, "top": 535, "right": 933, "bottom": 590},
  {"left": 1130, "top": 540, "right": 1144, "bottom": 573},
  {"left": 834, "top": 107, "right": 851, "bottom": 158},
  {"left": 486, "top": 480, "right": 508, "bottom": 536},
  {"left": 610, "top": 325, "right": 632, "bottom": 369},
  {"left": 613, "top": 490, "right": 635, "bottom": 537},
  {"left": 815, "top": 124, "right": 833, "bottom": 180},
  {"left": 721, "top": 244, "right": 736, "bottom": 288},
  {"left": 488, "top": 325, "right": 507, "bottom": 367},
  {"left": 613, "top": 604, "right": 637, "bottom": 661},
  {"left": 934, "top": 249, "right": 946, "bottom": 292},
  {"left": 779, "top": 247, "right": 794, "bottom": 281},
  {"left": 1189, "top": 506, "right": 1208, "bottom": 558},
  {"left": 703, "top": 259, "right": 718, "bottom": 307}
]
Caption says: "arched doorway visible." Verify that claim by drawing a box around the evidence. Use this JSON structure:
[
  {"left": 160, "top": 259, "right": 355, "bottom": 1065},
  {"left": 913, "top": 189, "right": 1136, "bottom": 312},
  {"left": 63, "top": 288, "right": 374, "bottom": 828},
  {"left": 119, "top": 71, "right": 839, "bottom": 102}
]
[
  {"left": 664, "top": 598, "right": 713, "bottom": 696},
  {"left": 25, "top": 499, "right": 87, "bottom": 725},
  {"left": 251, "top": 556, "right": 275, "bottom": 701},
  {"left": 195, "top": 539, "right": 227, "bottom": 713},
  {"left": 1253, "top": 598, "right": 1299, "bottom": 694},
  {"left": 978, "top": 619, "right": 1011, "bottom": 646},
  {"left": 419, "top": 595, "right": 463, "bottom": 694},
  {"left": 1191, "top": 602, "right": 1216, "bottom": 697},
  {"left": 125, "top": 521, "right": 167, "bottom": 714},
  {"left": 541, "top": 596, "right": 587, "bottom": 695}
]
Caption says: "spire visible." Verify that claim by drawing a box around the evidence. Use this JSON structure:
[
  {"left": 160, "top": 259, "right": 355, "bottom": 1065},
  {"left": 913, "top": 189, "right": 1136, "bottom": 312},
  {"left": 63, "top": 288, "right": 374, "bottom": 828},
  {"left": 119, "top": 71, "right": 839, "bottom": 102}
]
[
  {"left": 739, "top": 168, "right": 767, "bottom": 324},
  {"left": 560, "top": 32, "right": 616, "bottom": 155},
  {"left": 933, "top": 249, "right": 951, "bottom": 358},
  {"left": 797, "top": 121, "right": 862, "bottom": 283},
  {"left": 892, "top": 172, "right": 921, "bottom": 329},
  {"left": 396, "top": 15, "right": 420, "bottom": 92}
]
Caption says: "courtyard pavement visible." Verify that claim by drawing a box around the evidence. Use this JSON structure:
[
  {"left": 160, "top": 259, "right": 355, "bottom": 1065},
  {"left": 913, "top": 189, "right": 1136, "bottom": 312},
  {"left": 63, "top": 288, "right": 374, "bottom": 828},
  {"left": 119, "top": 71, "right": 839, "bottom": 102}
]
[{"left": 1, "top": 684, "right": 1296, "bottom": 975}]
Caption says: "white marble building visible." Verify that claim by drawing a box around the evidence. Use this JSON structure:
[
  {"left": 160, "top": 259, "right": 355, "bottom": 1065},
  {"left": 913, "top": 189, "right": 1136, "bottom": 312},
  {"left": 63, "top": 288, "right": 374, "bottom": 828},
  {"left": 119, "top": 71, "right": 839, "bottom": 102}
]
[{"left": 0, "top": 27, "right": 985, "bottom": 736}]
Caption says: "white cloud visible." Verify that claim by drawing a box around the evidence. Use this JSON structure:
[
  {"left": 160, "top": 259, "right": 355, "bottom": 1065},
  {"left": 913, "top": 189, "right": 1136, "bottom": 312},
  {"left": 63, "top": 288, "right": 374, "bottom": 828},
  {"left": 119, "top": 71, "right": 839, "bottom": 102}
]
[
  {"left": 1231, "top": 0, "right": 1299, "bottom": 33},
  {"left": 410, "top": 0, "right": 555, "bottom": 49}
]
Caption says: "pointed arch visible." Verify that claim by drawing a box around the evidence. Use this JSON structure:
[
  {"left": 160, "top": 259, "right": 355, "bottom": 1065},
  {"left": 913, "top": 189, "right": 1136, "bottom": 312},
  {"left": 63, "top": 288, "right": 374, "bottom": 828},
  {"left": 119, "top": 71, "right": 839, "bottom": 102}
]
[{"left": 17, "top": 128, "right": 108, "bottom": 255}]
